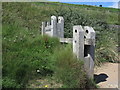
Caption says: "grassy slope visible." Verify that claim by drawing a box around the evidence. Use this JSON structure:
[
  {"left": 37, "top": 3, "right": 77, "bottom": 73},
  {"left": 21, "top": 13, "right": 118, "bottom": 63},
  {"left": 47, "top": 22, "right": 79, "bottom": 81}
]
[{"left": 2, "top": 2, "right": 119, "bottom": 88}]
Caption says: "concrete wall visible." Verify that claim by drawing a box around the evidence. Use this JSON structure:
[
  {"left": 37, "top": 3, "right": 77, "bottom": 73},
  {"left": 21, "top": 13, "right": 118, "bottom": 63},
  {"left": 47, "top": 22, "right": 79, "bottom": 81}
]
[
  {"left": 42, "top": 16, "right": 96, "bottom": 79},
  {"left": 41, "top": 16, "right": 64, "bottom": 38},
  {"left": 73, "top": 25, "right": 95, "bottom": 79}
]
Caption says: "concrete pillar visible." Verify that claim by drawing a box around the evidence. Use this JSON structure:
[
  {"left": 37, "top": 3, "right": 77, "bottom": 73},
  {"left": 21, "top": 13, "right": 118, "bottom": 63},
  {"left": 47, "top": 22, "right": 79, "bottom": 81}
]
[
  {"left": 51, "top": 16, "right": 57, "bottom": 37},
  {"left": 73, "top": 25, "right": 95, "bottom": 79},
  {"left": 84, "top": 26, "right": 95, "bottom": 79},
  {"left": 58, "top": 16, "right": 64, "bottom": 38},
  {"left": 47, "top": 22, "right": 50, "bottom": 26},
  {"left": 73, "top": 25, "right": 84, "bottom": 60},
  {"left": 84, "top": 26, "right": 95, "bottom": 59},
  {"left": 41, "top": 22, "right": 45, "bottom": 35}
]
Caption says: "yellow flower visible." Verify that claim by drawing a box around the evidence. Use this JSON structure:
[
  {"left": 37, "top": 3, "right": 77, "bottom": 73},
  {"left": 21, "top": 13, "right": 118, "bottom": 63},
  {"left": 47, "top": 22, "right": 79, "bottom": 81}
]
[{"left": 45, "top": 85, "right": 48, "bottom": 88}]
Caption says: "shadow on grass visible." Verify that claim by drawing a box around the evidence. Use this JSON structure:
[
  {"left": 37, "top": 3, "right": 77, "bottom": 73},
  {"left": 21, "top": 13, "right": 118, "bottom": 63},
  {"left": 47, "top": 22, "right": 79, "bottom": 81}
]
[{"left": 94, "top": 73, "right": 108, "bottom": 84}]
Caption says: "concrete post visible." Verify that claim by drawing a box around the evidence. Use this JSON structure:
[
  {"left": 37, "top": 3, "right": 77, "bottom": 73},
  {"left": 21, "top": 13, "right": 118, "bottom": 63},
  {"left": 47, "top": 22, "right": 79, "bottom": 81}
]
[
  {"left": 73, "top": 25, "right": 95, "bottom": 79},
  {"left": 73, "top": 25, "right": 84, "bottom": 60},
  {"left": 58, "top": 16, "right": 64, "bottom": 38},
  {"left": 84, "top": 26, "right": 95, "bottom": 79},
  {"left": 47, "top": 22, "right": 50, "bottom": 26},
  {"left": 84, "top": 26, "right": 95, "bottom": 60},
  {"left": 41, "top": 22, "right": 45, "bottom": 35},
  {"left": 51, "top": 16, "right": 57, "bottom": 37}
]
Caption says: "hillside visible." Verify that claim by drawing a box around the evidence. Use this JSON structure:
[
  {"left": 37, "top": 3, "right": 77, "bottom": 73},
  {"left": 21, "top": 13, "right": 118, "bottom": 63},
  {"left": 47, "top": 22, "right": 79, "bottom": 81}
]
[{"left": 2, "top": 2, "right": 119, "bottom": 88}]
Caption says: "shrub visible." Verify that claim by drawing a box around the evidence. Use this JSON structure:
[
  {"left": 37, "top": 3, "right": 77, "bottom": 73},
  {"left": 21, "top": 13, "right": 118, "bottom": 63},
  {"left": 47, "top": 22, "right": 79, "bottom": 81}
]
[
  {"left": 2, "top": 77, "right": 21, "bottom": 88},
  {"left": 51, "top": 45, "right": 87, "bottom": 88},
  {"left": 2, "top": 35, "right": 60, "bottom": 88},
  {"left": 95, "top": 30, "right": 119, "bottom": 65}
]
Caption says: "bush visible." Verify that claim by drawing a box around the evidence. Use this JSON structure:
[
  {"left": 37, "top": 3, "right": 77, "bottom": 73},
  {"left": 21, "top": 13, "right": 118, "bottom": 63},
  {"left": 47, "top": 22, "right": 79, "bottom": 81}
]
[
  {"left": 2, "top": 77, "right": 21, "bottom": 88},
  {"left": 95, "top": 30, "right": 119, "bottom": 65},
  {"left": 2, "top": 35, "right": 60, "bottom": 88},
  {"left": 51, "top": 45, "right": 87, "bottom": 88}
]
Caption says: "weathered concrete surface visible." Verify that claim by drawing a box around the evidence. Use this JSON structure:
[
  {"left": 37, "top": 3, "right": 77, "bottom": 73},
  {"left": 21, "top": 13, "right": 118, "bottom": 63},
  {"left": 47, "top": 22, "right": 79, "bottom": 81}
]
[
  {"left": 60, "top": 38, "right": 73, "bottom": 43},
  {"left": 51, "top": 16, "right": 57, "bottom": 37},
  {"left": 73, "top": 25, "right": 84, "bottom": 60},
  {"left": 58, "top": 16, "right": 64, "bottom": 38},
  {"left": 41, "top": 22, "right": 45, "bottom": 35},
  {"left": 42, "top": 16, "right": 64, "bottom": 38},
  {"left": 72, "top": 25, "right": 95, "bottom": 79},
  {"left": 84, "top": 54, "right": 94, "bottom": 79},
  {"left": 84, "top": 26, "right": 95, "bottom": 79}
]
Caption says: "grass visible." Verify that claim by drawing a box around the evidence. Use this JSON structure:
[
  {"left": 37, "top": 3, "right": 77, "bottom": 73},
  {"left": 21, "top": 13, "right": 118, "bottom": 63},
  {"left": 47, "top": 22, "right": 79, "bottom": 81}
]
[
  {"left": 51, "top": 45, "right": 86, "bottom": 88},
  {"left": 2, "top": 35, "right": 61, "bottom": 88},
  {"left": 2, "top": 2, "right": 119, "bottom": 88}
]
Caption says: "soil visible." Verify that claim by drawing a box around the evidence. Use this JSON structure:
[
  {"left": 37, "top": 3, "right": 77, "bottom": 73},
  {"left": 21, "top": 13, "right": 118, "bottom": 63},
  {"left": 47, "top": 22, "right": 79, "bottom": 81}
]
[{"left": 94, "top": 63, "right": 119, "bottom": 88}]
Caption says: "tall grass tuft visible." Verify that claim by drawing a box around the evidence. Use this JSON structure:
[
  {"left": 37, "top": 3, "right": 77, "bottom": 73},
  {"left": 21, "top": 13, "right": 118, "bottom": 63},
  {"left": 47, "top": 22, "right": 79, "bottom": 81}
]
[
  {"left": 2, "top": 35, "right": 60, "bottom": 88},
  {"left": 51, "top": 45, "right": 87, "bottom": 88}
]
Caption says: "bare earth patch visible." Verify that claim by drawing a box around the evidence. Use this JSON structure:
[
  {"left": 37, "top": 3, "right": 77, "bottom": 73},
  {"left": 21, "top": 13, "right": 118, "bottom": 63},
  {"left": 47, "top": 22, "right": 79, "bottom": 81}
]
[{"left": 94, "top": 63, "right": 119, "bottom": 88}]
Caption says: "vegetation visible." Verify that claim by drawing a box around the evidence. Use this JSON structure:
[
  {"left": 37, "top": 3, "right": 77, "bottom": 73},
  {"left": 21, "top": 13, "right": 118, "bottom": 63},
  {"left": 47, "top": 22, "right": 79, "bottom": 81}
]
[
  {"left": 2, "top": 2, "right": 119, "bottom": 88},
  {"left": 51, "top": 45, "right": 87, "bottom": 88}
]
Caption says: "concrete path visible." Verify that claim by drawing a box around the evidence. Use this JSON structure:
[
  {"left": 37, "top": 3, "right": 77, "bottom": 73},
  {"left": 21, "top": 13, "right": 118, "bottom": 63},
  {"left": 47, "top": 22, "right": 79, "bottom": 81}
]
[{"left": 94, "top": 63, "right": 119, "bottom": 88}]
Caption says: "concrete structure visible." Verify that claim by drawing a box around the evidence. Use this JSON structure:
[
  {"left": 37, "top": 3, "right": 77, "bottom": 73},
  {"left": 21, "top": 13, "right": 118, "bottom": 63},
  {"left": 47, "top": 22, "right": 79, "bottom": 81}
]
[
  {"left": 60, "top": 38, "right": 73, "bottom": 44},
  {"left": 41, "top": 16, "right": 64, "bottom": 38},
  {"left": 41, "top": 16, "right": 96, "bottom": 79},
  {"left": 73, "top": 25, "right": 84, "bottom": 60},
  {"left": 73, "top": 25, "right": 95, "bottom": 79}
]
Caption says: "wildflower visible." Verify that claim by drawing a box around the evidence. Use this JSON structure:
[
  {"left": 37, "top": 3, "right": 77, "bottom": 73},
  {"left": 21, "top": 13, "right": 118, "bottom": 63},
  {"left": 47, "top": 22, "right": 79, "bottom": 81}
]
[
  {"left": 9, "top": 39, "right": 11, "bottom": 42},
  {"left": 32, "top": 35, "right": 35, "bottom": 38},
  {"left": 23, "top": 35, "right": 26, "bottom": 38},
  {"left": 45, "top": 85, "right": 48, "bottom": 88},
  {"left": 36, "top": 69, "right": 40, "bottom": 73},
  {"left": 16, "top": 36, "right": 18, "bottom": 38},
  {"left": 20, "top": 38, "right": 23, "bottom": 41},
  {"left": 4, "top": 37, "right": 6, "bottom": 40},
  {"left": 13, "top": 40, "right": 16, "bottom": 43}
]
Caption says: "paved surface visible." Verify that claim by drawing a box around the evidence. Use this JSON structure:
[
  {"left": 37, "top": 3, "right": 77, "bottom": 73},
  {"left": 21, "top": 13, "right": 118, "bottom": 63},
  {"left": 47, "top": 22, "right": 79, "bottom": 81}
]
[{"left": 94, "top": 63, "right": 119, "bottom": 88}]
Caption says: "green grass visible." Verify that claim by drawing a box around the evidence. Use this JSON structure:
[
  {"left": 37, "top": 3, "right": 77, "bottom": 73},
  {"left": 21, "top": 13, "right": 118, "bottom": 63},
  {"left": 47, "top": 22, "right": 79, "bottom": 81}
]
[
  {"left": 51, "top": 45, "right": 97, "bottom": 88},
  {"left": 51, "top": 45, "right": 86, "bottom": 88},
  {"left": 2, "top": 35, "right": 61, "bottom": 88},
  {"left": 2, "top": 2, "right": 119, "bottom": 88}
]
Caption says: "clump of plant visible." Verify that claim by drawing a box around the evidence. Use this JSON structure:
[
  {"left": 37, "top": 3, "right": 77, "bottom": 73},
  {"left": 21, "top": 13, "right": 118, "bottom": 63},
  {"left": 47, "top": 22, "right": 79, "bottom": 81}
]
[
  {"left": 95, "top": 29, "right": 119, "bottom": 65},
  {"left": 51, "top": 45, "right": 88, "bottom": 88},
  {"left": 2, "top": 77, "right": 21, "bottom": 88},
  {"left": 2, "top": 35, "right": 60, "bottom": 88}
]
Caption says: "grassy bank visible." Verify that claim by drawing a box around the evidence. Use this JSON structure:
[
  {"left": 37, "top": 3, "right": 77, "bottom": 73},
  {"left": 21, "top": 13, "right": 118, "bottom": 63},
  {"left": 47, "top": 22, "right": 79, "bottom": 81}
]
[{"left": 2, "top": 2, "right": 119, "bottom": 88}]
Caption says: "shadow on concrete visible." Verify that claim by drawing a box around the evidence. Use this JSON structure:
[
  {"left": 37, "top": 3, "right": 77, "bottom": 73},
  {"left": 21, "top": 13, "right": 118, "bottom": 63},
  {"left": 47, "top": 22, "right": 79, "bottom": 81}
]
[{"left": 94, "top": 73, "right": 108, "bottom": 84}]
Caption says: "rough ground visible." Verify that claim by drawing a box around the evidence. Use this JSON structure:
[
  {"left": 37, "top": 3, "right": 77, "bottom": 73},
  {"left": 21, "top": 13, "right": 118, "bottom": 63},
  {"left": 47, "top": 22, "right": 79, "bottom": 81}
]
[
  {"left": 27, "top": 77, "right": 62, "bottom": 88},
  {"left": 28, "top": 63, "right": 119, "bottom": 88},
  {"left": 94, "top": 63, "right": 119, "bottom": 88}
]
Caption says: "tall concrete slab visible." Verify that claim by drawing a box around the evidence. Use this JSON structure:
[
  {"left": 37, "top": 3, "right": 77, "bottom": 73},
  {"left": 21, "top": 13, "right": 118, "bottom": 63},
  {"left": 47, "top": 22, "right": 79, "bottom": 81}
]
[
  {"left": 84, "top": 26, "right": 95, "bottom": 79},
  {"left": 51, "top": 16, "right": 57, "bottom": 37},
  {"left": 58, "top": 16, "right": 64, "bottom": 38},
  {"left": 41, "top": 22, "right": 45, "bottom": 35},
  {"left": 73, "top": 25, "right": 84, "bottom": 60}
]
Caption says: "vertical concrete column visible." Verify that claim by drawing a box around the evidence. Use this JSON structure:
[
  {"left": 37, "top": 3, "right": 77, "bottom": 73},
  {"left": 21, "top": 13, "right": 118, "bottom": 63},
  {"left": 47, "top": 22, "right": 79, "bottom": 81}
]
[
  {"left": 84, "top": 26, "right": 95, "bottom": 79},
  {"left": 41, "top": 22, "right": 45, "bottom": 35},
  {"left": 47, "top": 22, "right": 50, "bottom": 26},
  {"left": 58, "top": 16, "right": 64, "bottom": 38},
  {"left": 51, "top": 16, "right": 57, "bottom": 37},
  {"left": 84, "top": 26, "right": 95, "bottom": 61},
  {"left": 73, "top": 25, "right": 84, "bottom": 60}
]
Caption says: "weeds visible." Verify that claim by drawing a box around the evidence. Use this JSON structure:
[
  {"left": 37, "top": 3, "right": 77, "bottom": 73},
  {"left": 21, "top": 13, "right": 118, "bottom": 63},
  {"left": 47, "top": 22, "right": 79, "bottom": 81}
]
[
  {"left": 51, "top": 45, "right": 87, "bottom": 88},
  {"left": 2, "top": 2, "right": 119, "bottom": 88}
]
